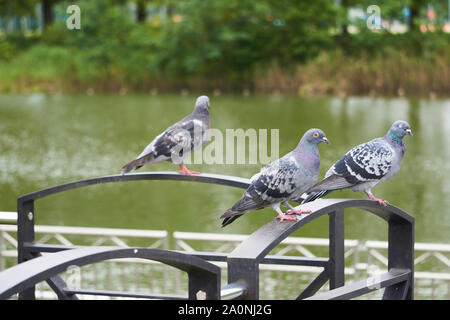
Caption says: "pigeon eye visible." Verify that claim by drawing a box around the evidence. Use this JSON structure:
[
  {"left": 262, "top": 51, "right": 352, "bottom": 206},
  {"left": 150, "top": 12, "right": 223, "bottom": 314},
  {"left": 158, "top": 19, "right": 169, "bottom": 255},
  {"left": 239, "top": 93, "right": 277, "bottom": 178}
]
[{"left": 313, "top": 132, "right": 319, "bottom": 137}]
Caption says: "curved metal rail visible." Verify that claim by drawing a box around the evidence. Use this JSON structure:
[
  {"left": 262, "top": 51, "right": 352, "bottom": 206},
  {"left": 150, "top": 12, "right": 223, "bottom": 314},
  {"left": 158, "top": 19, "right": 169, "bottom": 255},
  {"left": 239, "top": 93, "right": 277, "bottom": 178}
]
[
  {"left": 13, "top": 171, "right": 413, "bottom": 300},
  {"left": 16, "top": 172, "right": 250, "bottom": 300},
  {"left": 227, "top": 198, "right": 414, "bottom": 300},
  {"left": 0, "top": 247, "right": 221, "bottom": 300},
  {"left": 18, "top": 171, "right": 251, "bottom": 202}
]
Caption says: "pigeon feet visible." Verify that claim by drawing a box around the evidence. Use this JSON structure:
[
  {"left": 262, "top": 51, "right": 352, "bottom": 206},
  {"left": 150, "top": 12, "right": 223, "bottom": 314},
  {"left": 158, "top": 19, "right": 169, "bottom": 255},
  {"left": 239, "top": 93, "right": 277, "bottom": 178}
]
[
  {"left": 367, "top": 194, "right": 387, "bottom": 206},
  {"left": 286, "top": 208, "right": 312, "bottom": 215},
  {"left": 276, "top": 213, "right": 297, "bottom": 222},
  {"left": 178, "top": 165, "right": 200, "bottom": 175}
]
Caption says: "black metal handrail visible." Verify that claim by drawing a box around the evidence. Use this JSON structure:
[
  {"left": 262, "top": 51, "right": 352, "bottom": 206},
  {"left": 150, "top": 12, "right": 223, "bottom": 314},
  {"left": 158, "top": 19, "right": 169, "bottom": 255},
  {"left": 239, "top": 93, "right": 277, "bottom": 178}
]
[
  {"left": 17, "top": 171, "right": 251, "bottom": 202},
  {"left": 16, "top": 172, "right": 251, "bottom": 300},
  {"left": 0, "top": 246, "right": 221, "bottom": 300},
  {"left": 227, "top": 198, "right": 414, "bottom": 299},
  {"left": 12, "top": 171, "right": 414, "bottom": 300}
]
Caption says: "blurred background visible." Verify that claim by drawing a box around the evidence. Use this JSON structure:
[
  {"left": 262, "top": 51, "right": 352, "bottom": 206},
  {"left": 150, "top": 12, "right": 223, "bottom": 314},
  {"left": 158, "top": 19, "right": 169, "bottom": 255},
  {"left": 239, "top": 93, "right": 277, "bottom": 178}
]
[
  {"left": 0, "top": 0, "right": 449, "bottom": 299},
  {"left": 0, "top": 0, "right": 449, "bottom": 95}
]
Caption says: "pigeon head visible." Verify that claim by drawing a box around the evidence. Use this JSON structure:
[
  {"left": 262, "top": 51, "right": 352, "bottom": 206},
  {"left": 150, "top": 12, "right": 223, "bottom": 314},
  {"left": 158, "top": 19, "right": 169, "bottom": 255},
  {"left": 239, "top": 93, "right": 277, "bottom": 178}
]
[
  {"left": 193, "top": 95, "right": 210, "bottom": 114},
  {"left": 388, "top": 120, "right": 413, "bottom": 140},
  {"left": 301, "top": 128, "right": 329, "bottom": 146}
]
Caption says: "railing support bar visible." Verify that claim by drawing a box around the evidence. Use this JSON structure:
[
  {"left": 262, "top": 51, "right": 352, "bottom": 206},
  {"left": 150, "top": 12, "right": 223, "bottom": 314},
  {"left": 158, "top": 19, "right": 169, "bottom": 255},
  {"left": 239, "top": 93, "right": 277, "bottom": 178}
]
[
  {"left": 383, "top": 219, "right": 414, "bottom": 300},
  {"left": 296, "top": 268, "right": 329, "bottom": 300},
  {"left": 227, "top": 258, "right": 258, "bottom": 300},
  {"left": 17, "top": 199, "right": 35, "bottom": 300},
  {"left": 329, "top": 210, "right": 345, "bottom": 289},
  {"left": 47, "top": 275, "right": 78, "bottom": 300}
]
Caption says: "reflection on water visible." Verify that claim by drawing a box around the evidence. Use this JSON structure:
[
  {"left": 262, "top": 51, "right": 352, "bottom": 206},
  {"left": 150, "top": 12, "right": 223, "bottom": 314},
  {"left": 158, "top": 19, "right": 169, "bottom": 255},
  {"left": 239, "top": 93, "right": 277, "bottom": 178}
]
[{"left": 0, "top": 94, "right": 449, "bottom": 244}]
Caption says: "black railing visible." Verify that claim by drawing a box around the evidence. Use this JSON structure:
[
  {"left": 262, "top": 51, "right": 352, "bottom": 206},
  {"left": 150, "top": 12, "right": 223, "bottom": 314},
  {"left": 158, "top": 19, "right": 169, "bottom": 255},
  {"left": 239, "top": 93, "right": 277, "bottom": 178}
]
[
  {"left": 1, "top": 171, "right": 414, "bottom": 300},
  {"left": 226, "top": 198, "right": 414, "bottom": 299},
  {"left": 0, "top": 246, "right": 221, "bottom": 300}
]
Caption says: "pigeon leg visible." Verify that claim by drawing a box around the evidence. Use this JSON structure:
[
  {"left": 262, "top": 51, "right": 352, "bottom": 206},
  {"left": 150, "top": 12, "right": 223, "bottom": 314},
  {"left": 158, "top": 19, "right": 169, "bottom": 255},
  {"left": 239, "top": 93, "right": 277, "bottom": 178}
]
[
  {"left": 283, "top": 202, "right": 311, "bottom": 215},
  {"left": 178, "top": 164, "right": 200, "bottom": 175},
  {"left": 274, "top": 204, "right": 296, "bottom": 222},
  {"left": 365, "top": 191, "right": 387, "bottom": 206}
]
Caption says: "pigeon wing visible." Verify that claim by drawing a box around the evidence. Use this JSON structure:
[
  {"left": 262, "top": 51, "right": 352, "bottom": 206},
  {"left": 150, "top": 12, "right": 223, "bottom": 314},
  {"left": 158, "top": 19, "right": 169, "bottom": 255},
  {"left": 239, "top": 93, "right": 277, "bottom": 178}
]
[
  {"left": 307, "top": 139, "right": 394, "bottom": 193},
  {"left": 252, "top": 157, "right": 300, "bottom": 201},
  {"left": 140, "top": 116, "right": 207, "bottom": 161},
  {"left": 222, "top": 157, "right": 299, "bottom": 216}
]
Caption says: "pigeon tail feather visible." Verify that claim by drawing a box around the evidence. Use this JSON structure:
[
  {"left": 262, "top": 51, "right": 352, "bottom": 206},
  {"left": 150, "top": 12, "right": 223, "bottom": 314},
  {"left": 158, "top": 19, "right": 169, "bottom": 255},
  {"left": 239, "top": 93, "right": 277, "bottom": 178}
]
[
  {"left": 306, "top": 174, "right": 354, "bottom": 193},
  {"left": 220, "top": 208, "right": 238, "bottom": 219},
  {"left": 301, "top": 190, "right": 333, "bottom": 204},
  {"left": 221, "top": 214, "right": 242, "bottom": 228},
  {"left": 220, "top": 195, "right": 266, "bottom": 227},
  {"left": 121, "top": 152, "right": 155, "bottom": 174},
  {"left": 223, "top": 195, "right": 266, "bottom": 217}
]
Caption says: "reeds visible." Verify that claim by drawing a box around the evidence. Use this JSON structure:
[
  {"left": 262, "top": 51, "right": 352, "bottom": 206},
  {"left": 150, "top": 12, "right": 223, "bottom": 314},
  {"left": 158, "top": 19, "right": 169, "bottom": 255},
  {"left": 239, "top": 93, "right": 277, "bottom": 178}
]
[{"left": 253, "top": 50, "right": 450, "bottom": 97}]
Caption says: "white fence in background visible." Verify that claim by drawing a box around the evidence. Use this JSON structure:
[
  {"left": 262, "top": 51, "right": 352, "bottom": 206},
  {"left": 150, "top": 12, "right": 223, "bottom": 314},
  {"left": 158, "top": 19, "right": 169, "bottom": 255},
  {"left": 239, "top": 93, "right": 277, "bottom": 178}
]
[{"left": 0, "top": 211, "right": 449, "bottom": 299}]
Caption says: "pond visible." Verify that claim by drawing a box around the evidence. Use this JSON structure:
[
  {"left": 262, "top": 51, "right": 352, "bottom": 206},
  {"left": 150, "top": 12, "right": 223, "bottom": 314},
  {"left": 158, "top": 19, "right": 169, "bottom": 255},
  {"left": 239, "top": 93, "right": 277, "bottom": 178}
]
[{"left": 0, "top": 94, "right": 449, "bottom": 299}]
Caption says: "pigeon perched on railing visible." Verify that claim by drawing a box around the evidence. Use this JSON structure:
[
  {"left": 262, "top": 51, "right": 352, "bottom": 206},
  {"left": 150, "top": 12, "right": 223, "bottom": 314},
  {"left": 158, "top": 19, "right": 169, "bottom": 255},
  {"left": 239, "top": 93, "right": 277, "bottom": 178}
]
[
  {"left": 301, "top": 120, "right": 412, "bottom": 206},
  {"left": 121, "top": 96, "right": 210, "bottom": 175},
  {"left": 221, "top": 129, "right": 329, "bottom": 227}
]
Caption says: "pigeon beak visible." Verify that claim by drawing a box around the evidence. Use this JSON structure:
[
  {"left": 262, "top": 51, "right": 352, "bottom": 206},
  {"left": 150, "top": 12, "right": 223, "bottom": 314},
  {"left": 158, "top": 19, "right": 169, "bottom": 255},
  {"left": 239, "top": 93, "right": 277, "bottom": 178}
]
[
  {"left": 405, "top": 129, "right": 413, "bottom": 136},
  {"left": 322, "top": 137, "right": 330, "bottom": 144}
]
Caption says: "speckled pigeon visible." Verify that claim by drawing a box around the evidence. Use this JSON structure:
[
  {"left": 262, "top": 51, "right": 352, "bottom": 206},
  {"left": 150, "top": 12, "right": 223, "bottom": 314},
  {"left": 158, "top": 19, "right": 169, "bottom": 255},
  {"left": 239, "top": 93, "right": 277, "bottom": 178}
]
[
  {"left": 220, "top": 129, "right": 329, "bottom": 227},
  {"left": 301, "top": 120, "right": 412, "bottom": 206},
  {"left": 121, "top": 96, "right": 210, "bottom": 175}
]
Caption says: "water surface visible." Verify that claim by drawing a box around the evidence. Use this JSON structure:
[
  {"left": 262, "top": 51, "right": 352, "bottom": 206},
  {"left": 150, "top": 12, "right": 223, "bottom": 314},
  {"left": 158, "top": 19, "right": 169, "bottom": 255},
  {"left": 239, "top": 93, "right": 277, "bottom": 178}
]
[{"left": 0, "top": 94, "right": 449, "bottom": 243}]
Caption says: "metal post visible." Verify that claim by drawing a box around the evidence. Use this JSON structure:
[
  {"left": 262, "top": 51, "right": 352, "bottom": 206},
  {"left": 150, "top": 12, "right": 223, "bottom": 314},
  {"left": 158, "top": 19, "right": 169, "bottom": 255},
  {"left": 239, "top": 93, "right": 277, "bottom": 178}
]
[
  {"left": 188, "top": 270, "right": 221, "bottom": 300},
  {"left": 329, "top": 210, "right": 345, "bottom": 289},
  {"left": 383, "top": 218, "right": 414, "bottom": 299},
  {"left": 0, "top": 231, "right": 4, "bottom": 271},
  {"left": 17, "top": 199, "right": 35, "bottom": 300},
  {"left": 227, "top": 258, "right": 258, "bottom": 299}
]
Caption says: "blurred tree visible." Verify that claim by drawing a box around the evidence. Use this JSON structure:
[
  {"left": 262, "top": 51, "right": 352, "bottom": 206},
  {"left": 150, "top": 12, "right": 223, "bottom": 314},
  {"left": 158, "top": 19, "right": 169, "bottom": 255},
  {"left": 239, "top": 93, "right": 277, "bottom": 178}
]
[
  {"left": 339, "top": 0, "right": 359, "bottom": 35},
  {"left": 153, "top": 0, "right": 338, "bottom": 82},
  {"left": 409, "top": 0, "right": 426, "bottom": 30},
  {"left": 0, "top": 0, "right": 37, "bottom": 17},
  {"left": 266, "top": 0, "right": 338, "bottom": 62},
  {"left": 136, "top": 0, "right": 147, "bottom": 22},
  {"left": 42, "top": 0, "right": 53, "bottom": 27}
]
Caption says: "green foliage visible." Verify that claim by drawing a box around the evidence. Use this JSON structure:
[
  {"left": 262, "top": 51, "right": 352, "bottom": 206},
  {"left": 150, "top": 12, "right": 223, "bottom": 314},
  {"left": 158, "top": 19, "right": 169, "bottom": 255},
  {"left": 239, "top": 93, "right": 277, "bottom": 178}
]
[
  {"left": 0, "top": 0, "right": 37, "bottom": 17},
  {"left": 0, "top": 39, "right": 15, "bottom": 60},
  {"left": 0, "top": 0, "right": 449, "bottom": 94}
]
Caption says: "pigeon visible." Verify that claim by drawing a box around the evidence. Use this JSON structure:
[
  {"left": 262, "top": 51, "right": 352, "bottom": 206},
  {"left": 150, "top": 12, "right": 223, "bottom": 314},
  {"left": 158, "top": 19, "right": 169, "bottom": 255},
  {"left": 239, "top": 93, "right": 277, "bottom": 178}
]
[
  {"left": 121, "top": 95, "right": 210, "bottom": 175},
  {"left": 220, "top": 129, "right": 329, "bottom": 227},
  {"left": 301, "top": 120, "right": 412, "bottom": 206}
]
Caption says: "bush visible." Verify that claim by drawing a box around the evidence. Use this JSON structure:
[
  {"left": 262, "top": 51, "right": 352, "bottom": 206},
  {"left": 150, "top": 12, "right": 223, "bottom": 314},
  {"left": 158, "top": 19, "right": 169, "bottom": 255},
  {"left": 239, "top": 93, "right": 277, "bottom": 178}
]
[{"left": 0, "top": 0, "right": 448, "bottom": 94}]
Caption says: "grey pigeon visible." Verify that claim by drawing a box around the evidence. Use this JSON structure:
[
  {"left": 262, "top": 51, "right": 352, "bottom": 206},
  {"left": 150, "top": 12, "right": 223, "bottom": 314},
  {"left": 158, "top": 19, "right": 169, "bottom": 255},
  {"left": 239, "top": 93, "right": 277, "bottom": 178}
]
[
  {"left": 221, "top": 129, "right": 329, "bottom": 227},
  {"left": 122, "top": 96, "right": 210, "bottom": 175},
  {"left": 302, "top": 120, "right": 412, "bottom": 206}
]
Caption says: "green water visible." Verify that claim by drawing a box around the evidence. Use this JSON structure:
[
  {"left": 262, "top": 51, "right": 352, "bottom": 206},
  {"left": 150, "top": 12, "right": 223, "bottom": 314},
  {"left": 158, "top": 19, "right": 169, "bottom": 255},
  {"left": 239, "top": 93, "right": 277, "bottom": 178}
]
[{"left": 1, "top": 94, "right": 449, "bottom": 245}]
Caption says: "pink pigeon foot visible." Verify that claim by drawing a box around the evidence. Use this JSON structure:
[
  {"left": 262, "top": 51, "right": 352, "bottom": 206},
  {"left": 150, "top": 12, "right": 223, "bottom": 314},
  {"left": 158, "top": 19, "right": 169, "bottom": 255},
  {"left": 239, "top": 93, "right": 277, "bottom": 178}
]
[
  {"left": 286, "top": 208, "right": 312, "bottom": 215},
  {"left": 178, "top": 165, "right": 200, "bottom": 175},
  {"left": 276, "top": 213, "right": 297, "bottom": 222},
  {"left": 367, "top": 193, "right": 387, "bottom": 206}
]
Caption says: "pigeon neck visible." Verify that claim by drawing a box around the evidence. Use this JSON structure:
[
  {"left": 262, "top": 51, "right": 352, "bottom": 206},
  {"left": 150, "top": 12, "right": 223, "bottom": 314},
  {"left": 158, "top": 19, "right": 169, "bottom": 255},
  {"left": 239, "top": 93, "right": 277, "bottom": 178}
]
[
  {"left": 193, "top": 106, "right": 209, "bottom": 116},
  {"left": 295, "top": 140, "right": 319, "bottom": 159},
  {"left": 386, "top": 131, "right": 404, "bottom": 147},
  {"left": 385, "top": 131, "right": 406, "bottom": 155}
]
